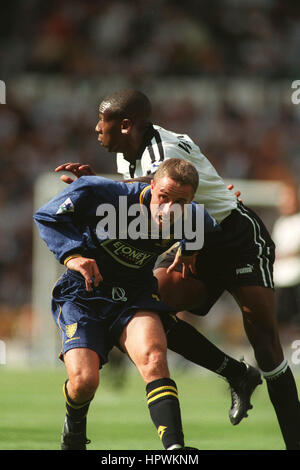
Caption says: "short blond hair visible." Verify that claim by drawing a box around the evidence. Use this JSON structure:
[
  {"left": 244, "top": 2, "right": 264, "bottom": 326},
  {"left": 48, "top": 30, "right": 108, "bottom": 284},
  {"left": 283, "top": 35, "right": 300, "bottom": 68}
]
[{"left": 153, "top": 158, "right": 199, "bottom": 194}]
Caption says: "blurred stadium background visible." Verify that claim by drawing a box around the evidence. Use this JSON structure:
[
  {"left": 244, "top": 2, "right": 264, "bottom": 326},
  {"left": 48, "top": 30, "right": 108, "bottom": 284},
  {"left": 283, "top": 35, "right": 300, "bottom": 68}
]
[{"left": 0, "top": 0, "right": 300, "bottom": 450}]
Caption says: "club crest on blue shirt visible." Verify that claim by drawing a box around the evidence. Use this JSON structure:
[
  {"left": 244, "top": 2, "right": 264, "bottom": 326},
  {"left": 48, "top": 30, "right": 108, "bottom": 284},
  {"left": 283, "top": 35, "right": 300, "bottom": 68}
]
[{"left": 56, "top": 197, "right": 74, "bottom": 214}]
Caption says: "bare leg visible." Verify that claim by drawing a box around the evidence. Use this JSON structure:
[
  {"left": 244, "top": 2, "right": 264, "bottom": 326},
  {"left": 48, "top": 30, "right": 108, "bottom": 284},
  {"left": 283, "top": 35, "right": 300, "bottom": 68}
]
[
  {"left": 119, "top": 311, "right": 185, "bottom": 449},
  {"left": 231, "top": 286, "right": 283, "bottom": 370},
  {"left": 154, "top": 267, "right": 207, "bottom": 311},
  {"left": 154, "top": 268, "right": 247, "bottom": 382},
  {"left": 231, "top": 286, "right": 300, "bottom": 450},
  {"left": 61, "top": 348, "right": 100, "bottom": 450},
  {"left": 64, "top": 348, "right": 100, "bottom": 402}
]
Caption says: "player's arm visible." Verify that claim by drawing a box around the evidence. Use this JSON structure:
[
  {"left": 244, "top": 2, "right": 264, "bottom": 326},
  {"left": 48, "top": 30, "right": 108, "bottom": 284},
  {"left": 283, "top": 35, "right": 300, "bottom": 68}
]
[
  {"left": 33, "top": 178, "right": 103, "bottom": 289},
  {"left": 63, "top": 255, "right": 102, "bottom": 291},
  {"left": 34, "top": 186, "right": 87, "bottom": 263},
  {"left": 55, "top": 162, "right": 153, "bottom": 186}
]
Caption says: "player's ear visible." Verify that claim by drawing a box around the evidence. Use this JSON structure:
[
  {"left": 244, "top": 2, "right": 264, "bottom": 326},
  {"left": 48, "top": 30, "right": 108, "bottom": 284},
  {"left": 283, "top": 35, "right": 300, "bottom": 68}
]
[
  {"left": 121, "top": 118, "right": 133, "bottom": 134},
  {"left": 150, "top": 179, "right": 155, "bottom": 190}
]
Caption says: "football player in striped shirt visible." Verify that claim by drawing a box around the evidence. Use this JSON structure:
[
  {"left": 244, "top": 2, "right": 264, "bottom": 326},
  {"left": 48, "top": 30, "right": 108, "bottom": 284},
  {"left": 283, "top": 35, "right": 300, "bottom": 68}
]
[{"left": 55, "top": 89, "right": 300, "bottom": 449}]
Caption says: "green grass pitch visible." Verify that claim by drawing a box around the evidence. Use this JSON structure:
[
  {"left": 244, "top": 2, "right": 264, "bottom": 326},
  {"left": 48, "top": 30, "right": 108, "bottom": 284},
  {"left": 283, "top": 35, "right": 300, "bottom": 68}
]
[{"left": 0, "top": 363, "right": 297, "bottom": 450}]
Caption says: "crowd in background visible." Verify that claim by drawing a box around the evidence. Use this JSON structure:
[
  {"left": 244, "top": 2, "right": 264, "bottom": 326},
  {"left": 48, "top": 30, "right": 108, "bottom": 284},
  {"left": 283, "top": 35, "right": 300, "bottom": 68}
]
[
  {"left": 0, "top": 0, "right": 300, "bottom": 342},
  {"left": 1, "top": 0, "right": 299, "bottom": 79}
]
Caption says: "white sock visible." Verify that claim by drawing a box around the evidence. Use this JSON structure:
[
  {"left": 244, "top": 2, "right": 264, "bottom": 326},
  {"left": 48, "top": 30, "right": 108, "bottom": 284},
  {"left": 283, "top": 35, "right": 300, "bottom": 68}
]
[{"left": 261, "top": 359, "right": 288, "bottom": 381}]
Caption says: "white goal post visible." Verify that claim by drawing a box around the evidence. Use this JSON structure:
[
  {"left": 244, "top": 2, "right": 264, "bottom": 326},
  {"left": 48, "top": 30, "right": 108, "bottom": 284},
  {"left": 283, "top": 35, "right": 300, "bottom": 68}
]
[{"left": 31, "top": 173, "right": 283, "bottom": 364}]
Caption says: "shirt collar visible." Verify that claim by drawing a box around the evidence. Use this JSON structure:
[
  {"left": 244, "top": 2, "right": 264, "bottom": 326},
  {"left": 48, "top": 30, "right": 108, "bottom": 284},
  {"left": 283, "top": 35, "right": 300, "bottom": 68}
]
[{"left": 124, "top": 123, "right": 155, "bottom": 163}]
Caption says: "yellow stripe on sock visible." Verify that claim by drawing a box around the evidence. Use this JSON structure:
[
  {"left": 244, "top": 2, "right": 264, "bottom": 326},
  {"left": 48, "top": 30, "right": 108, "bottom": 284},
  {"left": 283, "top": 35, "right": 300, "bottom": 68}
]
[
  {"left": 63, "top": 383, "right": 91, "bottom": 410},
  {"left": 147, "top": 385, "right": 178, "bottom": 399},
  {"left": 147, "top": 391, "right": 178, "bottom": 406}
]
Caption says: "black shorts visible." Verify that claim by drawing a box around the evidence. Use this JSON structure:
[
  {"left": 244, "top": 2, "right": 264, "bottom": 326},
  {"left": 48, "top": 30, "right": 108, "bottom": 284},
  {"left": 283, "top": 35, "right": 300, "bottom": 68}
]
[
  {"left": 195, "top": 203, "right": 275, "bottom": 290},
  {"left": 156, "top": 203, "right": 275, "bottom": 292}
]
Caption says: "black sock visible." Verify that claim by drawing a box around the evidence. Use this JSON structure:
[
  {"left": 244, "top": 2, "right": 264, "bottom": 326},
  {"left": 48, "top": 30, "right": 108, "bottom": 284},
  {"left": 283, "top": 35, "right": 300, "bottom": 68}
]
[
  {"left": 63, "top": 380, "right": 92, "bottom": 433},
  {"left": 263, "top": 361, "right": 300, "bottom": 450},
  {"left": 146, "top": 378, "right": 184, "bottom": 449},
  {"left": 166, "top": 317, "right": 246, "bottom": 382}
]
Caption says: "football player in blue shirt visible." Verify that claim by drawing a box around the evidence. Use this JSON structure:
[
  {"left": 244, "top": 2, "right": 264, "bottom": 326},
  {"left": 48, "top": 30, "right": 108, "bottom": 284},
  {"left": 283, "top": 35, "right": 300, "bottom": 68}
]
[{"left": 35, "top": 158, "right": 223, "bottom": 450}]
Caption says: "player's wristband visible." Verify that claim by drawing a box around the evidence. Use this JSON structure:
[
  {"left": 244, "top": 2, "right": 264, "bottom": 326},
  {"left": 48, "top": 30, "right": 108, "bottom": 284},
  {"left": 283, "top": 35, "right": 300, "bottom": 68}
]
[{"left": 63, "top": 253, "right": 82, "bottom": 266}]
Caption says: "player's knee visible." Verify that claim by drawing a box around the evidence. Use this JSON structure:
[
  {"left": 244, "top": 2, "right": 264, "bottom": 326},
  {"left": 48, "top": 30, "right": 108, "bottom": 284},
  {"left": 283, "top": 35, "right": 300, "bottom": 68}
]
[
  {"left": 250, "top": 333, "right": 283, "bottom": 370},
  {"left": 241, "top": 303, "right": 283, "bottom": 368},
  {"left": 69, "top": 370, "right": 99, "bottom": 401},
  {"left": 137, "top": 345, "right": 169, "bottom": 382}
]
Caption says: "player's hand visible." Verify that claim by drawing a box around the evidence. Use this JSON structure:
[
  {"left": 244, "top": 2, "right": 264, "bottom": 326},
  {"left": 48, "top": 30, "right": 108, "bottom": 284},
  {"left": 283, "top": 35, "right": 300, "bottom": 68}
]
[
  {"left": 227, "top": 184, "right": 242, "bottom": 202},
  {"left": 167, "top": 251, "right": 197, "bottom": 279},
  {"left": 55, "top": 163, "right": 96, "bottom": 184},
  {"left": 65, "top": 256, "right": 103, "bottom": 291}
]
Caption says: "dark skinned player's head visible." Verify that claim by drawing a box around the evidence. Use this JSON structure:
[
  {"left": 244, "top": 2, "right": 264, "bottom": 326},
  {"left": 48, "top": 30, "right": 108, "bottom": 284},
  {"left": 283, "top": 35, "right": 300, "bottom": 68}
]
[
  {"left": 99, "top": 89, "right": 152, "bottom": 122},
  {"left": 95, "top": 90, "right": 152, "bottom": 155}
]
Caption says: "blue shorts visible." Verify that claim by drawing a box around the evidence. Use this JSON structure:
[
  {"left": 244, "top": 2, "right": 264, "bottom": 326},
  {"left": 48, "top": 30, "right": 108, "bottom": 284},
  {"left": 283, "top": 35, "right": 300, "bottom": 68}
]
[{"left": 51, "top": 270, "right": 174, "bottom": 368}]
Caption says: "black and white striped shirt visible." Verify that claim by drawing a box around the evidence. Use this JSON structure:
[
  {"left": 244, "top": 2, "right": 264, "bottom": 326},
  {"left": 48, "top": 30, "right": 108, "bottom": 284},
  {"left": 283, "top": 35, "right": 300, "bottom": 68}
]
[{"left": 117, "top": 124, "right": 237, "bottom": 223}]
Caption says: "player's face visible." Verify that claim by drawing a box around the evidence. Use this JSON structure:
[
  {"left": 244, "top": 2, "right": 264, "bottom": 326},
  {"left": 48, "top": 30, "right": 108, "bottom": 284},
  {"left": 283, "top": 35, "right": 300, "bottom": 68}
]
[
  {"left": 95, "top": 110, "right": 123, "bottom": 153},
  {"left": 150, "top": 176, "right": 194, "bottom": 228}
]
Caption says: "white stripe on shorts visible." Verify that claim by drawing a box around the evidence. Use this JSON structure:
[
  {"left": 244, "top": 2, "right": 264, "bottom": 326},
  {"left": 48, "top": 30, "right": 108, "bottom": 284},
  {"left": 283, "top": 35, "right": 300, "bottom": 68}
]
[{"left": 236, "top": 205, "right": 274, "bottom": 288}]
